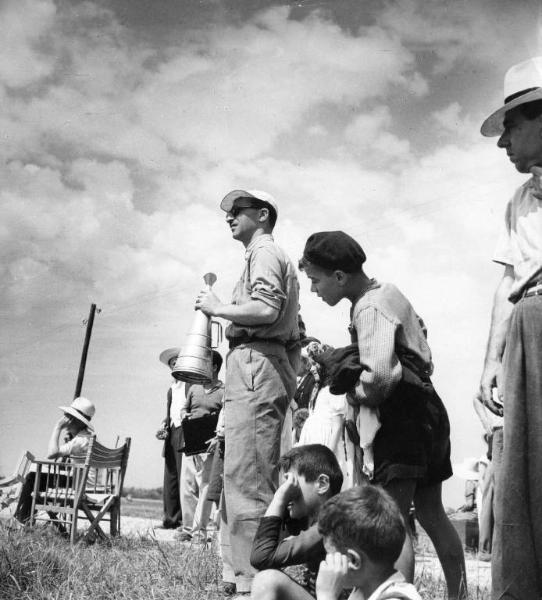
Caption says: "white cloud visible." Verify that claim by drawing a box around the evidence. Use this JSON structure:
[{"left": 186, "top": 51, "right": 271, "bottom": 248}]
[
  {"left": 0, "top": 0, "right": 56, "bottom": 88},
  {"left": 0, "top": 0, "right": 534, "bottom": 491}
]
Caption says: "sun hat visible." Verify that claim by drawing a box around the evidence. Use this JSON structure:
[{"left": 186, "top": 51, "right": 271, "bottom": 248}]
[
  {"left": 481, "top": 56, "right": 542, "bottom": 137},
  {"left": 220, "top": 189, "right": 278, "bottom": 218},
  {"left": 159, "top": 347, "right": 180, "bottom": 366},
  {"left": 301, "top": 231, "right": 366, "bottom": 272},
  {"left": 58, "top": 397, "right": 95, "bottom": 430},
  {"left": 452, "top": 457, "right": 481, "bottom": 481}
]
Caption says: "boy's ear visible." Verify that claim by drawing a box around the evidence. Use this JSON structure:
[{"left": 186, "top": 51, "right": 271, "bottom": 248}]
[
  {"left": 346, "top": 549, "right": 362, "bottom": 570},
  {"left": 334, "top": 270, "right": 347, "bottom": 285},
  {"left": 316, "top": 474, "right": 331, "bottom": 495}
]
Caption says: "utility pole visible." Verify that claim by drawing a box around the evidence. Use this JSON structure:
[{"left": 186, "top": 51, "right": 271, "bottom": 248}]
[{"left": 74, "top": 303, "right": 97, "bottom": 399}]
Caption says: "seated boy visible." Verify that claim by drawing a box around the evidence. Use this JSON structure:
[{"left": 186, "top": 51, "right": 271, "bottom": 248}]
[
  {"left": 250, "top": 444, "right": 344, "bottom": 600},
  {"left": 299, "top": 231, "right": 466, "bottom": 599},
  {"left": 316, "top": 485, "right": 421, "bottom": 600}
]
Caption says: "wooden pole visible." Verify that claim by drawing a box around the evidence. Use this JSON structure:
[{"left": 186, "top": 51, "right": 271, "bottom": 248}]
[{"left": 74, "top": 303, "right": 97, "bottom": 399}]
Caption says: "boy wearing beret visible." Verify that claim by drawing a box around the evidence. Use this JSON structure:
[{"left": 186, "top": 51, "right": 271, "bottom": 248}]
[{"left": 299, "top": 231, "right": 466, "bottom": 600}]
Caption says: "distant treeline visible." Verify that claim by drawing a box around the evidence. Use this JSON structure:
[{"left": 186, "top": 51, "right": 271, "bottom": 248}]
[{"left": 122, "top": 486, "right": 162, "bottom": 500}]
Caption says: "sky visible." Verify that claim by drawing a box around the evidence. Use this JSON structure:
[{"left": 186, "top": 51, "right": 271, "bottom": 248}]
[{"left": 1, "top": 0, "right": 541, "bottom": 507}]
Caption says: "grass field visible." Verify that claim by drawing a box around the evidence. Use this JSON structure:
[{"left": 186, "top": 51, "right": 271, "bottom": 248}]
[{"left": 0, "top": 500, "right": 491, "bottom": 600}]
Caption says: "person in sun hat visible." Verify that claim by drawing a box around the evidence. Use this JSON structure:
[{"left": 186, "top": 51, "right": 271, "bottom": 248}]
[
  {"left": 195, "top": 189, "right": 300, "bottom": 597},
  {"left": 479, "top": 57, "right": 542, "bottom": 598},
  {"left": 14, "top": 397, "right": 96, "bottom": 524},
  {"left": 156, "top": 346, "right": 184, "bottom": 530}
]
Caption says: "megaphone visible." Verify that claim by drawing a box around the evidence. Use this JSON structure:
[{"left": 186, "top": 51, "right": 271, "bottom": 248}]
[{"left": 172, "top": 272, "right": 223, "bottom": 384}]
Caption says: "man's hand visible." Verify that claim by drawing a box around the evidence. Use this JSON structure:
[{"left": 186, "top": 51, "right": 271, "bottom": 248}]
[
  {"left": 479, "top": 359, "right": 504, "bottom": 417},
  {"left": 57, "top": 415, "right": 71, "bottom": 429},
  {"left": 195, "top": 289, "right": 223, "bottom": 317},
  {"left": 316, "top": 552, "right": 349, "bottom": 600}
]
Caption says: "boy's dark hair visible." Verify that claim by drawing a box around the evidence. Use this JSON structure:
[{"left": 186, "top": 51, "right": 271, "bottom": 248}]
[
  {"left": 318, "top": 485, "right": 405, "bottom": 565},
  {"left": 279, "top": 444, "right": 343, "bottom": 496},
  {"left": 519, "top": 99, "right": 542, "bottom": 120},
  {"left": 211, "top": 350, "right": 223, "bottom": 373}
]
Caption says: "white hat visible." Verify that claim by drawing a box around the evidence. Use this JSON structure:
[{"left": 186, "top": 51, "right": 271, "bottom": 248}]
[
  {"left": 220, "top": 189, "right": 278, "bottom": 217},
  {"left": 452, "top": 457, "right": 481, "bottom": 481},
  {"left": 481, "top": 57, "right": 542, "bottom": 137},
  {"left": 159, "top": 347, "right": 180, "bottom": 366},
  {"left": 58, "top": 397, "right": 95, "bottom": 430}
]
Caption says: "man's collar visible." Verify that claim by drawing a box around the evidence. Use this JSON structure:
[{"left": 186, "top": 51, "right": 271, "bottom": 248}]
[{"left": 245, "top": 233, "right": 274, "bottom": 257}]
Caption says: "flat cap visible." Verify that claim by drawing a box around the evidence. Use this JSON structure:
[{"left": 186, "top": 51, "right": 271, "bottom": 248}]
[{"left": 302, "top": 231, "right": 366, "bottom": 272}]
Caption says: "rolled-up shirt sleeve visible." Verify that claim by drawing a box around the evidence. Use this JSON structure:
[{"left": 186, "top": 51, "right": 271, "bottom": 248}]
[
  {"left": 353, "top": 305, "right": 402, "bottom": 407},
  {"left": 249, "top": 247, "right": 287, "bottom": 311}
]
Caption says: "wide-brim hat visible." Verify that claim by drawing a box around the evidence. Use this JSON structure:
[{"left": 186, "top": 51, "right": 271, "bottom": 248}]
[
  {"left": 58, "top": 397, "right": 95, "bottom": 430},
  {"left": 159, "top": 347, "right": 180, "bottom": 366},
  {"left": 452, "top": 457, "right": 481, "bottom": 481},
  {"left": 481, "top": 57, "right": 542, "bottom": 137},
  {"left": 220, "top": 189, "right": 278, "bottom": 217}
]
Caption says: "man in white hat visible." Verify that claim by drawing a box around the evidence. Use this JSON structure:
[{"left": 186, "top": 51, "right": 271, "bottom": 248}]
[
  {"left": 157, "top": 347, "right": 184, "bottom": 530},
  {"left": 480, "top": 57, "right": 542, "bottom": 598},
  {"left": 196, "top": 189, "right": 300, "bottom": 596},
  {"left": 14, "top": 397, "right": 96, "bottom": 524}
]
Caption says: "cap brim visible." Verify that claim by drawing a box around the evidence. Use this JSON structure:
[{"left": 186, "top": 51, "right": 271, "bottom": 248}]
[
  {"left": 481, "top": 88, "right": 542, "bottom": 136},
  {"left": 59, "top": 406, "right": 94, "bottom": 430},
  {"left": 159, "top": 347, "right": 181, "bottom": 365},
  {"left": 220, "top": 190, "right": 256, "bottom": 212}
]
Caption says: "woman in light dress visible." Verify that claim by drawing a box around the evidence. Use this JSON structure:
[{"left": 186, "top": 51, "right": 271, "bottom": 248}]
[{"left": 296, "top": 340, "right": 358, "bottom": 489}]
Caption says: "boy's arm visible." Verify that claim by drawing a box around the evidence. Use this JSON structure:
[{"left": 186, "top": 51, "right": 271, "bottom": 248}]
[
  {"left": 349, "top": 306, "right": 401, "bottom": 408},
  {"left": 250, "top": 518, "right": 324, "bottom": 570},
  {"left": 316, "top": 552, "right": 350, "bottom": 600}
]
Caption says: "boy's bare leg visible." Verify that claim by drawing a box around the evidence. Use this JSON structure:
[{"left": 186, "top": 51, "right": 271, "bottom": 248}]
[
  {"left": 383, "top": 479, "right": 417, "bottom": 583},
  {"left": 251, "top": 570, "right": 314, "bottom": 600},
  {"left": 414, "top": 483, "right": 467, "bottom": 600}
]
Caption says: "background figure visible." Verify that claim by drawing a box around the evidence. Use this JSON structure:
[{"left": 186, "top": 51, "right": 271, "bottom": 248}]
[
  {"left": 296, "top": 340, "right": 357, "bottom": 489},
  {"left": 157, "top": 347, "right": 184, "bottom": 530},
  {"left": 15, "top": 397, "right": 96, "bottom": 526},
  {"left": 196, "top": 189, "right": 300, "bottom": 596},
  {"left": 479, "top": 57, "right": 542, "bottom": 598},
  {"left": 176, "top": 350, "right": 224, "bottom": 543}
]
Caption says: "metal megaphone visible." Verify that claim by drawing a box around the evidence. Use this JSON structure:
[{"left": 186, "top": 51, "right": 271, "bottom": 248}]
[{"left": 171, "top": 272, "right": 223, "bottom": 384}]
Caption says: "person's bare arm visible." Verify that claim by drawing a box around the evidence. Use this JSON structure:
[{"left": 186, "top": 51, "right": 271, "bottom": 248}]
[
  {"left": 479, "top": 264, "right": 515, "bottom": 415},
  {"left": 47, "top": 416, "right": 70, "bottom": 459}
]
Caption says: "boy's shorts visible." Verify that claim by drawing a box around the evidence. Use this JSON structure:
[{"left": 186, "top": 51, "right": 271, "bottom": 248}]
[{"left": 372, "top": 377, "right": 452, "bottom": 488}]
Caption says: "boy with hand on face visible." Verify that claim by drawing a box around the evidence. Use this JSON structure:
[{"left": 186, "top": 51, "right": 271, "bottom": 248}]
[
  {"left": 250, "top": 444, "right": 344, "bottom": 600},
  {"left": 316, "top": 485, "right": 421, "bottom": 600}
]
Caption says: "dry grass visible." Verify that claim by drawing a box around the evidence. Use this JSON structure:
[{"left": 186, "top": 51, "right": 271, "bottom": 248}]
[{"left": 0, "top": 519, "right": 490, "bottom": 600}]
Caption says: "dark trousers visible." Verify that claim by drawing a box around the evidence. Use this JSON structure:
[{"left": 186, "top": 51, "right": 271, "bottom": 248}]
[
  {"left": 162, "top": 425, "right": 183, "bottom": 528},
  {"left": 14, "top": 471, "right": 70, "bottom": 524}
]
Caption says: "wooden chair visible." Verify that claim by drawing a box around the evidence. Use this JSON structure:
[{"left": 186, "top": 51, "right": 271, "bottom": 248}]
[
  {"left": 0, "top": 451, "right": 35, "bottom": 510},
  {"left": 29, "top": 435, "right": 131, "bottom": 543}
]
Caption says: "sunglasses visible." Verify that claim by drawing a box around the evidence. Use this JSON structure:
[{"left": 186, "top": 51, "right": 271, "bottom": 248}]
[{"left": 227, "top": 200, "right": 269, "bottom": 219}]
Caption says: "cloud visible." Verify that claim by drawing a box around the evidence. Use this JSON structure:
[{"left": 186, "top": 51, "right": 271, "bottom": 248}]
[
  {"left": 0, "top": 0, "right": 534, "bottom": 489},
  {"left": 0, "top": 0, "right": 57, "bottom": 88}
]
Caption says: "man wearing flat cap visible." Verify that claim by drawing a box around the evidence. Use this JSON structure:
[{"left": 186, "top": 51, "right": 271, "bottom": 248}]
[
  {"left": 157, "top": 347, "right": 184, "bottom": 530},
  {"left": 196, "top": 189, "right": 300, "bottom": 596},
  {"left": 479, "top": 57, "right": 542, "bottom": 598}
]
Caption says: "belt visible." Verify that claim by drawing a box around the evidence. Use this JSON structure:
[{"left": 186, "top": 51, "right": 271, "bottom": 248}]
[
  {"left": 228, "top": 335, "right": 286, "bottom": 349},
  {"left": 522, "top": 281, "right": 542, "bottom": 299}
]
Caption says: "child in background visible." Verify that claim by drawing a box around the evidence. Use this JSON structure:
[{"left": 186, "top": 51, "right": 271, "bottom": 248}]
[
  {"left": 250, "top": 444, "right": 344, "bottom": 599},
  {"left": 297, "top": 341, "right": 356, "bottom": 488},
  {"left": 316, "top": 485, "right": 421, "bottom": 600}
]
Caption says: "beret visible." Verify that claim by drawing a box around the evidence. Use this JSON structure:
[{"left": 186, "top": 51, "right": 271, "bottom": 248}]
[{"left": 302, "top": 231, "right": 366, "bottom": 272}]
